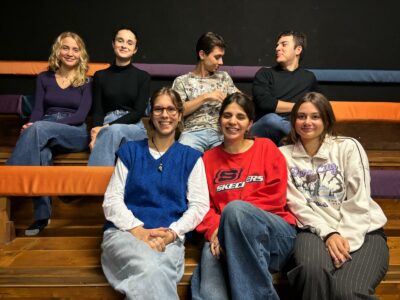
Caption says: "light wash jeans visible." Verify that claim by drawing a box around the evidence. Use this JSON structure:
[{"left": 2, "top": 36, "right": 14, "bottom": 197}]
[
  {"left": 101, "top": 228, "right": 185, "bottom": 300},
  {"left": 178, "top": 128, "right": 223, "bottom": 153},
  {"left": 251, "top": 113, "right": 291, "bottom": 146},
  {"left": 88, "top": 110, "right": 147, "bottom": 166},
  {"left": 6, "top": 112, "right": 89, "bottom": 220},
  {"left": 191, "top": 200, "right": 297, "bottom": 300}
]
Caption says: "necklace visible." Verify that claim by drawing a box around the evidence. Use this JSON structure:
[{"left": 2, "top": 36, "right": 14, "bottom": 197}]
[
  {"left": 152, "top": 137, "right": 164, "bottom": 172},
  {"left": 56, "top": 72, "right": 73, "bottom": 87}
]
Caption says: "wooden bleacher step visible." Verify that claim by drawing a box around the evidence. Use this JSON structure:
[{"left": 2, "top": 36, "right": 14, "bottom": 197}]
[{"left": 0, "top": 236, "right": 399, "bottom": 299}]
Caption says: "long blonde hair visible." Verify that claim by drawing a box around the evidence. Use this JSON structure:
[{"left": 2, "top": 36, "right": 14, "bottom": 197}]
[{"left": 48, "top": 32, "right": 89, "bottom": 87}]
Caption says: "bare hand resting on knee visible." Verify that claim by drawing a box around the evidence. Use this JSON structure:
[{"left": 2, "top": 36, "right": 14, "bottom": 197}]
[
  {"left": 325, "top": 233, "right": 352, "bottom": 268},
  {"left": 210, "top": 229, "right": 223, "bottom": 258}
]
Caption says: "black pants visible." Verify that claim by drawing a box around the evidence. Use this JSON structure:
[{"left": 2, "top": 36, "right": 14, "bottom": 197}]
[{"left": 287, "top": 230, "right": 389, "bottom": 300}]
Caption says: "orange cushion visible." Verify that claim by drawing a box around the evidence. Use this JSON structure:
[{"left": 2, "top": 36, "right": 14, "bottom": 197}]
[
  {"left": 0, "top": 61, "right": 109, "bottom": 77},
  {"left": 0, "top": 166, "right": 113, "bottom": 196},
  {"left": 331, "top": 101, "right": 400, "bottom": 121}
]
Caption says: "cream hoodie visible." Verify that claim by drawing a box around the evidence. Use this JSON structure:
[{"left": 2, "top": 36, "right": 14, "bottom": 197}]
[{"left": 280, "top": 136, "right": 387, "bottom": 251}]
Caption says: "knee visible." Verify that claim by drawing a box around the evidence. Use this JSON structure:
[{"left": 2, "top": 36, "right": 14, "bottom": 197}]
[
  {"left": 26, "top": 121, "right": 48, "bottom": 133},
  {"left": 252, "top": 114, "right": 283, "bottom": 134},
  {"left": 331, "top": 282, "right": 359, "bottom": 300},
  {"left": 220, "top": 200, "right": 252, "bottom": 229},
  {"left": 98, "top": 125, "right": 124, "bottom": 142},
  {"left": 297, "top": 260, "right": 325, "bottom": 280}
]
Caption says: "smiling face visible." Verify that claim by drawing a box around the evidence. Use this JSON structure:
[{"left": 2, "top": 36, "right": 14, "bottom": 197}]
[
  {"left": 275, "top": 35, "right": 302, "bottom": 68},
  {"left": 295, "top": 102, "right": 324, "bottom": 143},
  {"left": 151, "top": 94, "right": 182, "bottom": 138},
  {"left": 58, "top": 36, "right": 81, "bottom": 69},
  {"left": 220, "top": 102, "right": 253, "bottom": 143},
  {"left": 199, "top": 46, "right": 225, "bottom": 73},
  {"left": 112, "top": 29, "right": 137, "bottom": 63}
]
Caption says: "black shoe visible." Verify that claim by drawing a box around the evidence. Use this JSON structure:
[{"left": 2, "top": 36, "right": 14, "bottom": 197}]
[{"left": 25, "top": 219, "right": 49, "bottom": 236}]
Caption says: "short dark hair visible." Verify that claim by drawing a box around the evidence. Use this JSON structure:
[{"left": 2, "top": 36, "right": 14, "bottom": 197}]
[
  {"left": 112, "top": 27, "right": 138, "bottom": 49},
  {"left": 219, "top": 92, "right": 255, "bottom": 122},
  {"left": 286, "top": 92, "right": 336, "bottom": 145},
  {"left": 196, "top": 32, "right": 226, "bottom": 61},
  {"left": 277, "top": 30, "right": 307, "bottom": 61}
]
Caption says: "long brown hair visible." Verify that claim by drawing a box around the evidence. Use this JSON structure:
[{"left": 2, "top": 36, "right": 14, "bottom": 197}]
[{"left": 285, "top": 92, "right": 336, "bottom": 145}]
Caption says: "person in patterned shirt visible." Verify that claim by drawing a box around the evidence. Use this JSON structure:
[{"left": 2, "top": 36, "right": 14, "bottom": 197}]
[{"left": 172, "top": 32, "right": 239, "bottom": 152}]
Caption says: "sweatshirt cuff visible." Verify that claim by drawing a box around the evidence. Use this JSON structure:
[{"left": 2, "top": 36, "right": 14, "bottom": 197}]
[
  {"left": 205, "top": 223, "right": 219, "bottom": 241},
  {"left": 316, "top": 224, "right": 337, "bottom": 241}
]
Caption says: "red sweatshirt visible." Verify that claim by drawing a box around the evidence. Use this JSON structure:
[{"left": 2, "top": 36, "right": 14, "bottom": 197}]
[{"left": 197, "top": 138, "right": 296, "bottom": 241}]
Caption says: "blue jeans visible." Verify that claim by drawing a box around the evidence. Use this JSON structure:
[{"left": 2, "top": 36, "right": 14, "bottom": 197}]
[
  {"left": 179, "top": 128, "right": 223, "bottom": 153},
  {"left": 88, "top": 110, "right": 147, "bottom": 166},
  {"left": 6, "top": 112, "right": 89, "bottom": 220},
  {"left": 251, "top": 113, "right": 291, "bottom": 145},
  {"left": 101, "top": 228, "right": 184, "bottom": 300},
  {"left": 191, "top": 201, "right": 296, "bottom": 300}
]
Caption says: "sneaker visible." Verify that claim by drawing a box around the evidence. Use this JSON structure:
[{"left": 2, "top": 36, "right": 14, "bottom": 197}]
[{"left": 25, "top": 219, "right": 49, "bottom": 236}]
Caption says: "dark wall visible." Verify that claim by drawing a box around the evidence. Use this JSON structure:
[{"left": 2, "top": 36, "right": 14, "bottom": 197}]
[{"left": 1, "top": 0, "right": 400, "bottom": 99}]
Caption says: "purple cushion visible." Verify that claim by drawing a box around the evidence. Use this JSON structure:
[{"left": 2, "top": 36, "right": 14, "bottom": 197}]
[
  {"left": 371, "top": 170, "right": 400, "bottom": 198},
  {"left": 0, "top": 95, "right": 22, "bottom": 114},
  {"left": 0, "top": 95, "right": 22, "bottom": 115},
  {"left": 134, "top": 63, "right": 262, "bottom": 81}
]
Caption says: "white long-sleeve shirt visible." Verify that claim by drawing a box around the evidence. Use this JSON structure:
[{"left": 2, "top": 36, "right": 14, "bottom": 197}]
[
  {"left": 280, "top": 136, "right": 387, "bottom": 251},
  {"left": 103, "top": 148, "right": 210, "bottom": 241}
]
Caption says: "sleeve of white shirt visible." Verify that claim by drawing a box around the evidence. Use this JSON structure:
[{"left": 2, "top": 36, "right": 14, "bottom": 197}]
[
  {"left": 102, "top": 158, "right": 144, "bottom": 230},
  {"left": 169, "top": 157, "right": 210, "bottom": 241}
]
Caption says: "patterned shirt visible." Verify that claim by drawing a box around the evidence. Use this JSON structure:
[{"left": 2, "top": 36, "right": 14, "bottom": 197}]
[{"left": 172, "top": 71, "right": 238, "bottom": 132}]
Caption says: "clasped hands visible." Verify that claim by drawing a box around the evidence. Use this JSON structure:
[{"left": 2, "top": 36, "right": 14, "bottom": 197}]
[
  {"left": 129, "top": 226, "right": 177, "bottom": 252},
  {"left": 325, "top": 233, "right": 352, "bottom": 269}
]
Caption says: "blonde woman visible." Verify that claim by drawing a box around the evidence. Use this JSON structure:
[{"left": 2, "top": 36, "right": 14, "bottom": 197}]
[{"left": 7, "top": 31, "right": 92, "bottom": 236}]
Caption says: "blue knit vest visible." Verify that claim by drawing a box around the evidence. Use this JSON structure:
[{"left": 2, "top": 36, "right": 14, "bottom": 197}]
[{"left": 104, "top": 139, "right": 201, "bottom": 230}]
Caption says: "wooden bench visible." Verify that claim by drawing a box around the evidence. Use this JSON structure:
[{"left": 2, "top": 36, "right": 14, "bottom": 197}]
[
  {"left": 0, "top": 166, "right": 399, "bottom": 299},
  {"left": 0, "top": 61, "right": 399, "bottom": 298}
]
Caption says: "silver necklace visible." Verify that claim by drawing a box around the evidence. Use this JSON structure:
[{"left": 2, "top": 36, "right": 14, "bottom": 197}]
[{"left": 152, "top": 137, "right": 164, "bottom": 172}]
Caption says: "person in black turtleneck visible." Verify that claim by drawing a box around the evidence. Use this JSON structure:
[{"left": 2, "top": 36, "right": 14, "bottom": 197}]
[
  {"left": 88, "top": 27, "right": 150, "bottom": 166},
  {"left": 251, "top": 31, "right": 318, "bottom": 145}
]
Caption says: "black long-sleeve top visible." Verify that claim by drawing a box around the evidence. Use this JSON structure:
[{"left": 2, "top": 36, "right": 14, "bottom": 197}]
[
  {"left": 92, "top": 63, "right": 151, "bottom": 127},
  {"left": 252, "top": 66, "right": 318, "bottom": 119}
]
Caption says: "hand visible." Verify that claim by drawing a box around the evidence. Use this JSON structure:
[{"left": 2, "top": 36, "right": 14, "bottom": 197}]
[
  {"left": 204, "top": 91, "right": 226, "bottom": 103},
  {"left": 210, "top": 229, "right": 223, "bottom": 258},
  {"left": 89, "top": 125, "right": 107, "bottom": 150},
  {"left": 151, "top": 227, "right": 177, "bottom": 246},
  {"left": 20, "top": 122, "right": 33, "bottom": 133},
  {"left": 325, "top": 233, "right": 352, "bottom": 268},
  {"left": 129, "top": 226, "right": 167, "bottom": 252}
]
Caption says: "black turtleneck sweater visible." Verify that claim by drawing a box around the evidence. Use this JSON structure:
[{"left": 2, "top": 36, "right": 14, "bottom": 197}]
[{"left": 92, "top": 63, "right": 151, "bottom": 127}]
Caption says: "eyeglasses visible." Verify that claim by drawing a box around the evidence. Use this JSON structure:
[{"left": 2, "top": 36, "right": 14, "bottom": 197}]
[{"left": 152, "top": 106, "right": 178, "bottom": 116}]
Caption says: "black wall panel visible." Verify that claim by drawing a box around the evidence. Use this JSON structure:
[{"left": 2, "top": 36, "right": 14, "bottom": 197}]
[{"left": 1, "top": 0, "right": 399, "bottom": 99}]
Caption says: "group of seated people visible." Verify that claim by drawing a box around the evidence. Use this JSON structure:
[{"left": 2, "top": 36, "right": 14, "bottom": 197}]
[{"left": 6, "top": 28, "right": 389, "bottom": 299}]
